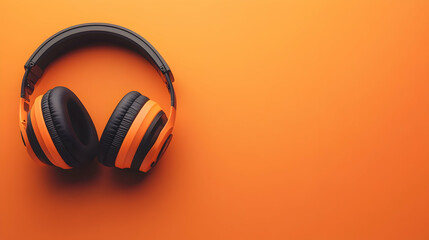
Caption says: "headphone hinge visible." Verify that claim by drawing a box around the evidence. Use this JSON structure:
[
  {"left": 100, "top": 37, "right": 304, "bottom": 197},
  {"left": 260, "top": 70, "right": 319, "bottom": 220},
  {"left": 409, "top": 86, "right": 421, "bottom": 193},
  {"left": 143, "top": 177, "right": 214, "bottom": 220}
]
[
  {"left": 24, "top": 65, "right": 44, "bottom": 99},
  {"left": 28, "top": 64, "right": 44, "bottom": 79}
]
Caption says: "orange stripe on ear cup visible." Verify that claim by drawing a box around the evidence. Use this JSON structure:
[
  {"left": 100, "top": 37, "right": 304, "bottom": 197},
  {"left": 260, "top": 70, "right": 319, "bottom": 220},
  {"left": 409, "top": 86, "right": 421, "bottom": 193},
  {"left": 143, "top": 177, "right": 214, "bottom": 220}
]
[
  {"left": 21, "top": 119, "right": 42, "bottom": 166},
  {"left": 19, "top": 98, "right": 40, "bottom": 165},
  {"left": 115, "top": 100, "right": 161, "bottom": 169},
  {"left": 139, "top": 107, "right": 176, "bottom": 172},
  {"left": 24, "top": 130, "right": 44, "bottom": 166},
  {"left": 30, "top": 98, "right": 58, "bottom": 167},
  {"left": 31, "top": 96, "right": 71, "bottom": 169}
]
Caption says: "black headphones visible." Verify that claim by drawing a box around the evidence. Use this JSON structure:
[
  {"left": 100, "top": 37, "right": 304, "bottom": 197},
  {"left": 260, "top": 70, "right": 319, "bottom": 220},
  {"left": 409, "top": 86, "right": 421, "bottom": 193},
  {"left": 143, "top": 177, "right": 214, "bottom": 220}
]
[{"left": 19, "top": 23, "right": 177, "bottom": 172}]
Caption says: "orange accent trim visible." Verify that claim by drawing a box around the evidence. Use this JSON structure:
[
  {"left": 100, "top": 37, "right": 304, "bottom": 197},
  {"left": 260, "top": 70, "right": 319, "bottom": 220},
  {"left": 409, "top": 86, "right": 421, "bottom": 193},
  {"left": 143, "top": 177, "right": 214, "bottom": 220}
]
[
  {"left": 115, "top": 100, "right": 161, "bottom": 169},
  {"left": 19, "top": 98, "right": 42, "bottom": 165},
  {"left": 139, "top": 107, "right": 176, "bottom": 172},
  {"left": 31, "top": 96, "right": 71, "bottom": 169},
  {"left": 24, "top": 137, "right": 41, "bottom": 165},
  {"left": 19, "top": 98, "right": 29, "bottom": 129}
]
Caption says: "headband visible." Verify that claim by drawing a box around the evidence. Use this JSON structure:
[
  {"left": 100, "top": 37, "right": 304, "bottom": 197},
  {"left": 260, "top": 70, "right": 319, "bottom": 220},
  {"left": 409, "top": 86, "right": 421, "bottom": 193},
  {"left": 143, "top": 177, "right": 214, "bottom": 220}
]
[{"left": 20, "top": 23, "right": 176, "bottom": 107}]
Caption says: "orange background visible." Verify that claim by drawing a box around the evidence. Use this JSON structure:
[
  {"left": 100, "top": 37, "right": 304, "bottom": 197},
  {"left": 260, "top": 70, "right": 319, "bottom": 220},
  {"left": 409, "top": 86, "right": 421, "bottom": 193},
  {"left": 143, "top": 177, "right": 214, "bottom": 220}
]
[{"left": 1, "top": 0, "right": 429, "bottom": 239}]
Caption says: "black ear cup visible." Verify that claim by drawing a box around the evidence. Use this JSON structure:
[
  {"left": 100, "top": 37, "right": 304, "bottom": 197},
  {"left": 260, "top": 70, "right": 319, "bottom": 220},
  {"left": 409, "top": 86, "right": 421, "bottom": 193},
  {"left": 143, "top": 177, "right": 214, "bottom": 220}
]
[
  {"left": 99, "top": 91, "right": 168, "bottom": 170},
  {"left": 40, "top": 87, "right": 98, "bottom": 167},
  {"left": 99, "top": 91, "right": 149, "bottom": 167}
]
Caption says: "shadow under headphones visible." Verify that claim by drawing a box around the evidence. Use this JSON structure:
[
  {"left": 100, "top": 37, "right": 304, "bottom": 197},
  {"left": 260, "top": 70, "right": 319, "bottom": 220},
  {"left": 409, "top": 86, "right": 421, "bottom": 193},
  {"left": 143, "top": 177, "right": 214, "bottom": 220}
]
[{"left": 19, "top": 23, "right": 177, "bottom": 173}]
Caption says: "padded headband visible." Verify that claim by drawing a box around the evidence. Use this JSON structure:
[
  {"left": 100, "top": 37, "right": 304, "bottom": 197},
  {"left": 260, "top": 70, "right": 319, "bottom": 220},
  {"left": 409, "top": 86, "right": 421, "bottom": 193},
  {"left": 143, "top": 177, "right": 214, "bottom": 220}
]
[{"left": 21, "top": 23, "right": 176, "bottom": 107}]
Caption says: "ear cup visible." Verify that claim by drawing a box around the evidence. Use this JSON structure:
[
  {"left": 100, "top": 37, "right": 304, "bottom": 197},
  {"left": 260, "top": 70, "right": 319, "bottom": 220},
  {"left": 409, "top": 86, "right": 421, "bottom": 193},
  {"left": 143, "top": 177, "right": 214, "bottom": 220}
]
[
  {"left": 30, "top": 86, "right": 99, "bottom": 168},
  {"left": 99, "top": 91, "right": 149, "bottom": 167},
  {"left": 99, "top": 91, "right": 168, "bottom": 171}
]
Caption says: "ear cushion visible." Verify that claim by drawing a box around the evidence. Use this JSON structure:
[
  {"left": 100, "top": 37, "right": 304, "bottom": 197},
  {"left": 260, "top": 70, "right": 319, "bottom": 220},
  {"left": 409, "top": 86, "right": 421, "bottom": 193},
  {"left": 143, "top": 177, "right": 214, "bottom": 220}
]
[
  {"left": 41, "top": 87, "right": 98, "bottom": 167},
  {"left": 99, "top": 91, "right": 149, "bottom": 167}
]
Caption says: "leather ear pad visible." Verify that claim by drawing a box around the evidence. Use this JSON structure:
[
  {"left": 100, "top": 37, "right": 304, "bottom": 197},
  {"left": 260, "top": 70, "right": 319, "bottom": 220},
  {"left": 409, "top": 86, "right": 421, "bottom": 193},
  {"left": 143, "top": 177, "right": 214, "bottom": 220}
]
[
  {"left": 99, "top": 91, "right": 149, "bottom": 167},
  {"left": 41, "top": 87, "right": 98, "bottom": 167}
]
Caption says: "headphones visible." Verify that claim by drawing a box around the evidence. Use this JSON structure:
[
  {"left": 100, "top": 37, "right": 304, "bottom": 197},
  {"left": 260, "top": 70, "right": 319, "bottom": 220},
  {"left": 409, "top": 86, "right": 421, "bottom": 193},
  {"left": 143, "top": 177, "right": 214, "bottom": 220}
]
[{"left": 19, "top": 23, "right": 176, "bottom": 172}]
